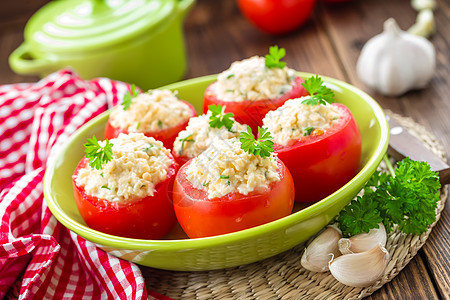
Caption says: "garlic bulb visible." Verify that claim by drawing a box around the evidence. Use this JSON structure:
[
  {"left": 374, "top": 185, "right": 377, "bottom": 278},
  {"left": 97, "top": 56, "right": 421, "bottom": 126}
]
[
  {"left": 301, "top": 225, "right": 342, "bottom": 272},
  {"left": 338, "top": 223, "right": 387, "bottom": 255},
  {"left": 329, "top": 245, "right": 389, "bottom": 287},
  {"left": 356, "top": 18, "right": 435, "bottom": 96}
]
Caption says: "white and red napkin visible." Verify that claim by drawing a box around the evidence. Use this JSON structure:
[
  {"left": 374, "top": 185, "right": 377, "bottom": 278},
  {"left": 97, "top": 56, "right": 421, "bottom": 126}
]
[{"left": 0, "top": 69, "right": 169, "bottom": 299}]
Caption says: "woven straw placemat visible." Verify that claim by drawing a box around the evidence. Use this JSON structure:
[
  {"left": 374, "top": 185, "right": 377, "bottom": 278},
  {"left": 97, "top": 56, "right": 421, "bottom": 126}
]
[{"left": 143, "top": 111, "right": 448, "bottom": 300}]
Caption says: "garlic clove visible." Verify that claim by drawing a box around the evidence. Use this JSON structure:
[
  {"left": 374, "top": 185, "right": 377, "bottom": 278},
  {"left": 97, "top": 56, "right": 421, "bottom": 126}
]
[
  {"left": 408, "top": 9, "right": 436, "bottom": 38},
  {"left": 329, "top": 245, "right": 389, "bottom": 287},
  {"left": 411, "top": 0, "right": 437, "bottom": 11},
  {"left": 301, "top": 224, "right": 342, "bottom": 272},
  {"left": 338, "top": 223, "right": 387, "bottom": 255}
]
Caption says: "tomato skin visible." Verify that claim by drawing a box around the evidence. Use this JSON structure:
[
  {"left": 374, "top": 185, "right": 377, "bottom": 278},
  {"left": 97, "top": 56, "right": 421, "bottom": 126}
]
[
  {"left": 72, "top": 157, "right": 179, "bottom": 239},
  {"left": 273, "top": 103, "right": 361, "bottom": 203},
  {"left": 203, "top": 76, "right": 308, "bottom": 134},
  {"left": 104, "top": 100, "right": 197, "bottom": 149},
  {"left": 171, "top": 151, "right": 191, "bottom": 168},
  {"left": 173, "top": 159, "right": 295, "bottom": 238},
  {"left": 237, "top": 0, "right": 317, "bottom": 35}
]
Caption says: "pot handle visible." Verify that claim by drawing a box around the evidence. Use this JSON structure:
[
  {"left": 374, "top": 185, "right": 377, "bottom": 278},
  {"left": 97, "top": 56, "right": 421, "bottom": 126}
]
[
  {"left": 9, "top": 43, "right": 56, "bottom": 75},
  {"left": 177, "top": 0, "right": 196, "bottom": 18}
]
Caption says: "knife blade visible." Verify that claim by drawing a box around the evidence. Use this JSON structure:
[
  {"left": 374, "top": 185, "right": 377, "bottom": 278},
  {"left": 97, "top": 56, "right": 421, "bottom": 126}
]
[{"left": 387, "top": 114, "right": 450, "bottom": 185}]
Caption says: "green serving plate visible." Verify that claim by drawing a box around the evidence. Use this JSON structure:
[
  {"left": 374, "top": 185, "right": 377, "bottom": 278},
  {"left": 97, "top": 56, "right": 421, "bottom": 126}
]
[{"left": 43, "top": 73, "right": 389, "bottom": 271}]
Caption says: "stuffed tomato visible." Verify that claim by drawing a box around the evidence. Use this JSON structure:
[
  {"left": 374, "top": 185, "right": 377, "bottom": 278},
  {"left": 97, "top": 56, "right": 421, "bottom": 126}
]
[
  {"left": 172, "top": 105, "right": 248, "bottom": 166},
  {"left": 173, "top": 136, "right": 295, "bottom": 238},
  {"left": 72, "top": 133, "right": 179, "bottom": 239},
  {"left": 263, "top": 97, "right": 361, "bottom": 203},
  {"left": 105, "top": 89, "right": 196, "bottom": 149},
  {"left": 203, "top": 49, "right": 307, "bottom": 133}
]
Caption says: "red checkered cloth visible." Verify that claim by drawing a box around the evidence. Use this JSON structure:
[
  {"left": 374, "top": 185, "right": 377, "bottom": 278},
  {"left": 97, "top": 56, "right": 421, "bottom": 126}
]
[{"left": 0, "top": 69, "right": 169, "bottom": 300}]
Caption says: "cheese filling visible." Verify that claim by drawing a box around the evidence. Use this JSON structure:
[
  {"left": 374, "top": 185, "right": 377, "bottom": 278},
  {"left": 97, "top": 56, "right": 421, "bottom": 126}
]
[
  {"left": 211, "top": 56, "right": 297, "bottom": 101},
  {"left": 109, "top": 89, "right": 191, "bottom": 132},
  {"left": 173, "top": 111, "right": 248, "bottom": 158},
  {"left": 75, "top": 133, "right": 173, "bottom": 203},
  {"left": 185, "top": 138, "right": 280, "bottom": 199},
  {"left": 262, "top": 97, "right": 342, "bottom": 146}
]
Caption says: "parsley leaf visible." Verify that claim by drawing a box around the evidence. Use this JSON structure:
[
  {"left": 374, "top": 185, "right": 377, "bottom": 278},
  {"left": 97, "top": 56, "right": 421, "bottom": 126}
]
[
  {"left": 301, "top": 75, "right": 335, "bottom": 105},
  {"left": 122, "top": 84, "right": 140, "bottom": 110},
  {"left": 208, "top": 104, "right": 235, "bottom": 131},
  {"left": 337, "top": 157, "right": 441, "bottom": 237},
  {"left": 239, "top": 127, "right": 274, "bottom": 158},
  {"left": 265, "top": 45, "right": 286, "bottom": 69},
  {"left": 84, "top": 136, "right": 114, "bottom": 170}
]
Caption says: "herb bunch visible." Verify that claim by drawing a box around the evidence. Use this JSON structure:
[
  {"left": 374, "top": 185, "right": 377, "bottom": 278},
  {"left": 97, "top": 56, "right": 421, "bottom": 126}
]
[
  {"left": 240, "top": 127, "right": 274, "bottom": 158},
  {"left": 301, "top": 75, "right": 335, "bottom": 105},
  {"left": 337, "top": 157, "right": 441, "bottom": 237}
]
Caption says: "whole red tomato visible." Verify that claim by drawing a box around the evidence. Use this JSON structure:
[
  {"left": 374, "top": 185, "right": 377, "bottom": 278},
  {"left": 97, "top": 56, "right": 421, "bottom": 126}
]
[
  {"left": 173, "top": 159, "right": 295, "bottom": 238},
  {"left": 271, "top": 103, "right": 361, "bottom": 203},
  {"left": 72, "top": 157, "right": 178, "bottom": 239},
  {"left": 104, "top": 100, "right": 197, "bottom": 149},
  {"left": 203, "top": 76, "right": 308, "bottom": 134},
  {"left": 237, "top": 0, "right": 317, "bottom": 35}
]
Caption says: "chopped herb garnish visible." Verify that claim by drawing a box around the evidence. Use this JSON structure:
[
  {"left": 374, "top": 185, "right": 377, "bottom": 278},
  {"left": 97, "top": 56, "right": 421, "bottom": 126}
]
[
  {"left": 143, "top": 144, "right": 154, "bottom": 152},
  {"left": 136, "top": 121, "right": 141, "bottom": 130},
  {"left": 226, "top": 89, "right": 234, "bottom": 93},
  {"left": 304, "top": 126, "right": 314, "bottom": 136},
  {"left": 301, "top": 75, "right": 335, "bottom": 105},
  {"left": 122, "top": 84, "right": 139, "bottom": 110},
  {"left": 239, "top": 127, "right": 274, "bottom": 158},
  {"left": 178, "top": 134, "right": 195, "bottom": 155},
  {"left": 208, "top": 104, "right": 235, "bottom": 132},
  {"left": 226, "top": 180, "right": 231, "bottom": 186},
  {"left": 84, "top": 136, "right": 114, "bottom": 170},
  {"left": 265, "top": 45, "right": 286, "bottom": 69},
  {"left": 226, "top": 74, "right": 235, "bottom": 79},
  {"left": 203, "top": 181, "right": 210, "bottom": 187},
  {"left": 101, "top": 185, "right": 110, "bottom": 190},
  {"left": 337, "top": 157, "right": 441, "bottom": 237},
  {"left": 220, "top": 175, "right": 230, "bottom": 179},
  {"left": 157, "top": 120, "right": 163, "bottom": 128}
]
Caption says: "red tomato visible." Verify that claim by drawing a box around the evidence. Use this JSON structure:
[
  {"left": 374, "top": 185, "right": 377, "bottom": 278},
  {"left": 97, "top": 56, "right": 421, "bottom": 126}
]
[
  {"left": 171, "top": 151, "right": 191, "bottom": 168},
  {"left": 72, "top": 157, "right": 178, "bottom": 239},
  {"left": 237, "top": 0, "right": 317, "bottom": 35},
  {"left": 173, "top": 159, "right": 295, "bottom": 238},
  {"left": 203, "top": 76, "right": 308, "bottom": 134},
  {"left": 322, "top": 0, "right": 352, "bottom": 3},
  {"left": 273, "top": 103, "right": 361, "bottom": 203},
  {"left": 104, "top": 100, "right": 197, "bottom": 149}
]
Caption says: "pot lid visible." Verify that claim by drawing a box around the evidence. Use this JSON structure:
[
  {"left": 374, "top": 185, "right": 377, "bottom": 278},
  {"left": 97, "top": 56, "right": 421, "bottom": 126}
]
[{"left": 24, "top": 0, "right": 177, "bottom": 53}]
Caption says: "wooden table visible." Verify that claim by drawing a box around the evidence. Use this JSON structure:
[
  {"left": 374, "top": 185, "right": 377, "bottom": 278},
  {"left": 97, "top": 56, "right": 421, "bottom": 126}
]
[{"left": 1, "top": 0, "right": 448, "bottom": 299}]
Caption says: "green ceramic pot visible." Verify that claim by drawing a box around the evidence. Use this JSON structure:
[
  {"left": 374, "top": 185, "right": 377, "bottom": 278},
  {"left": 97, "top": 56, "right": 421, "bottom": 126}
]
[
  {"left": 9, "top": 0, "right": 195, "bottom": 90},
  {"left": 44, "top": 73, "right": 389, "bottom": 271}
]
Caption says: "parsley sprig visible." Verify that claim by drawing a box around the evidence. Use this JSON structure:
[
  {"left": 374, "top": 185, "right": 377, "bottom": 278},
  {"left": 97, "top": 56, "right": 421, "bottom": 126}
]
[
  {"left": 208, "top": 104, "right": 235, "bottom": 132},
  {"left": 265, "top": 45, "right": 286, "bottom": 69},
  {"left": 239, "top": 127, "right": 274, "bottom": 158},
  {"left": 337, "top": 157, "right": 441, "bottom": 237},
  {"left": 84, "top": 136, "right": 114, "bottom": 170},
  {"left": 122, "top": 84, "right": 140, "bottom": 110},
  {"left": 301, "top": 75, "right": 335, "bottom": 105}
]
